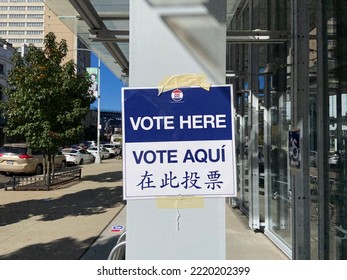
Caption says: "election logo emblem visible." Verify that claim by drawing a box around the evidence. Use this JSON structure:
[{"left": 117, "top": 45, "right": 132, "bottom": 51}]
[
  {"left": 110, "top": 225, "right": 124, "bottom": 233},
  {"left": 171, "top": 89, "right": 183, "bottom": 102}
]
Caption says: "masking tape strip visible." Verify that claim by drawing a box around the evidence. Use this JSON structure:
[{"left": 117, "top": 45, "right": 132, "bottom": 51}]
[
  {"left": 158, "top": 74, "right": 211, "bottom": 95},
  {"left": 156, "top": 196, "right": 205, "bottom": 209}
]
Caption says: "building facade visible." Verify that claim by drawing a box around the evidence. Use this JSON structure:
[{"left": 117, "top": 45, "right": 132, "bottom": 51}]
[
  {"left": 0, "top": 0, "right": 45, "bottom": 49},
  {"left": 0, "top": 0, "right": 90, "bottom": 71},
  {"left": 0, "top": 39, "right": 15, "bottom": 146},
  {"left": 228, "top": 0, "right": 347, "bottom": 260}
]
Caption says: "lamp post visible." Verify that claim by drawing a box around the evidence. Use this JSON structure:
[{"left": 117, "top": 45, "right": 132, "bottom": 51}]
[
  {"left": 73, "top": 48, "right": 102, "bottom": 164},
  {"left": 95, "top": 55, "right": 101, "bottom": 164}
]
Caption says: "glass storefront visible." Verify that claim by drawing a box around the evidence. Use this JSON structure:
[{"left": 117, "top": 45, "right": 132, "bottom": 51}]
[
  {"left": 325, "top": 0, "right": 347, "bottom": 260},
  {"left": 228, "top": 0, "right": 347, "bottom": 259}
]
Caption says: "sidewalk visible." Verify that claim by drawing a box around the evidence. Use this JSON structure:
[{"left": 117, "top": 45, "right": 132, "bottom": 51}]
[
  {"left": 0, "top": 158, "right": 125, "bottom": 260},
  {"left": 0, "top": 157, "right": 289, "bottom": 260}
]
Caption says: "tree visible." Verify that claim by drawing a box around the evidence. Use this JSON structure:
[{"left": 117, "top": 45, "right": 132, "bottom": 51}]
[{"left": 0, "top": 32, "right": 95, "bottom": 187}]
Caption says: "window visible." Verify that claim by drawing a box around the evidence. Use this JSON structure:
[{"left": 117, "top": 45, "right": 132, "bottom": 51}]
[
  {"left": 9, "top": 22, "right": 25, "bottom": 27},
  {"left": 9, "top": 14, "right": 26, "bottom": 19},
  {"left": 9, "top": 6, "right": 25, "bottom": 11},
  {"left": 26, "top": 30, "right": 43, "bottom": 35},
  {"left": 27, "top": 14, "right": 43, "bottom": 19},
  {"left": 7, "top": 38, "right": 24, "bottom": 44},
  {"left": 26, "top": 22, "right": 43, "bottom": 27},
  {"left": 27, "top": 6, "right": 44, "bottom": 11},
  {"left": 26, "top": 39, "right": 43, "bottom": 44},
  {"left": 8, "top": 30, "right": 25, "bottom": 35}
]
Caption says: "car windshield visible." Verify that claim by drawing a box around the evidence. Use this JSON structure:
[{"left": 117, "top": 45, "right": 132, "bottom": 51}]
[
  {"left": 62, "top": 149, "right": 77, "bottom": 154},
  {"left": 0, "top": 146, "right": 28, "bottom": 155},
  {"left": 88, "top": 148, "right": 97, "bottom": 151}
]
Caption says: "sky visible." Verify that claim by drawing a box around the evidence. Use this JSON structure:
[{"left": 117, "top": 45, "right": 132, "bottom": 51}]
[{"left": 90, "top": 54, "right": 126, "bottom": 112}]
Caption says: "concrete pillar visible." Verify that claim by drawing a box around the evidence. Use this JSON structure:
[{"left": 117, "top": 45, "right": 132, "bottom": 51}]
[{"left": 127, "top": 0, "right": 227, "bottom": 259}]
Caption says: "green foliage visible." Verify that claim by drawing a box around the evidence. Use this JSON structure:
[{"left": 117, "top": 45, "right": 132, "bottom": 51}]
[{"left": 1, "top": 32, "right": 95, "bottom": 155}]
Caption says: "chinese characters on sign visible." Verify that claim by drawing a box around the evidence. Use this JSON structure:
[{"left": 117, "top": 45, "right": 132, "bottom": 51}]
[
  {"left": 137, "top": 170, "right": 223, "bottom": 190},
  {"left": 122, "top": 86, "right": 236, "bottom": 199}
]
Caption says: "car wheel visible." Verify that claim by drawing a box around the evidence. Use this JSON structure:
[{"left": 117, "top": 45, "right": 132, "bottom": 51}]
[
  {"left": 35, "top": 164, "right": 43, "bottom": 175},
  {"left": 79, "top": 159, "right": 84, "bottom": 165},
  {"left": 60, "top": 161, "right": 66, "bottom": 169}
]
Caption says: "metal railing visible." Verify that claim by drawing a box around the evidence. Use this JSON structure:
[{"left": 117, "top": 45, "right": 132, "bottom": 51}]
[
  {"left": 4, "top": 167, "right": 82, "bottom": 191},
  {"left": 108, "top": 231, "right": 126, "bottom": 260}
]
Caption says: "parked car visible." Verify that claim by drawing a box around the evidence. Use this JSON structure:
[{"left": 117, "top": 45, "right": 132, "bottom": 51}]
[
  {"left": 86, "top": 140, "right": 96, "bottom": 147},
  {"left": 0, "top": 143, "right": 66, "bottom": 175},
  {"left": 61, "top": 148, "right": 95, "bottom": 165},
  {"left": 103, "top": 144, "right": 121, "bottom": 157},
  {"left": 87, "top": 146, "right": 110, "bottom": 159}
]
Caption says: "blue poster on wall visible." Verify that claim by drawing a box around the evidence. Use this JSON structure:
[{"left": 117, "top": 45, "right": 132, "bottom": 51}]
[
  {"left": 289, "top": 130, "right": 300, "bottom": 168},
  {"left": 122, "top": 85, "right": 237, "bottom": 199}
]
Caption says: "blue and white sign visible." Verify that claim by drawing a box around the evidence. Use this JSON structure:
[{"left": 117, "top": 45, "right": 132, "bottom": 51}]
[
  {"left": 289, "top": 130, "right": 300, "bottom": 168},
  {"left": 122, "top": 85, "right": 236, "bottom": 199}
]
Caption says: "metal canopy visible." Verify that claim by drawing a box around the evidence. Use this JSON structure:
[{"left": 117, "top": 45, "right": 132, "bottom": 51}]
[
  {"left": 227, "top": 30, "right": 289, "bottom": 43},
  {"left": 44, "top": 0, "right": 241, "bottom": 82},
  {"left": 45, "top": 0, "right": 129, "bottom": 82}
]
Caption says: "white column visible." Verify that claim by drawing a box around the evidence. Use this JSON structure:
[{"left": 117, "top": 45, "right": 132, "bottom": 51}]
[{"left": 127, "top": 0, "right": 227, "bottom": 259}]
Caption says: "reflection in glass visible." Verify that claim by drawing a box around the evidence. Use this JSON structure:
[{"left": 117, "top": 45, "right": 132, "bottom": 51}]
[
  {"left": 326, "top": 0, "right": 347, "bottom": 259},
  {"left": 269, "top": 85, "right": 292, "bottom": 248}
]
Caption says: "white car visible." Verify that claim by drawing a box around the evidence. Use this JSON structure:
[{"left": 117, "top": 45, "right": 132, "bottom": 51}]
[
  {"left": 103, "top": 144, "right": 121, "bottom": 157},
  {"left": 86, "top": 140, "right": 96, "bottom": 147},
  {"left": 87, "top": 146, "right": 110, "bottom": 159},
  {"left": 62, "top": 148, "right": 95, "bottom": 165}
]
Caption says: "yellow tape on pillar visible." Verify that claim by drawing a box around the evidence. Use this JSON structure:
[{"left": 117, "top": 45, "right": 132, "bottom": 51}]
[
  {"left": 158, "top": 74, "right": 211, "bottom": 95},
  {"left": 156, "top": 196, "right": 205, "bottom": 209}
]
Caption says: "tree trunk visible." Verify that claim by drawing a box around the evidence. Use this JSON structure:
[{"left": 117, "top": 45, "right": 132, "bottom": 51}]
[
  {"left": 45, "top": 154, "right": 52, "bottom": 189},
  {"left": 43, "top": 154, "right": 56, "bottom": 189},
  {"left": 52, "top": 154, "right": 55, "bottom": 180},
  {"left": 43, "top": 155, "right": 48, "bottom": 189}
]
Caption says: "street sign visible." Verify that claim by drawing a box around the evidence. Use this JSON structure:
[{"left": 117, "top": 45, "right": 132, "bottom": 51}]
[{"left": 122, "top": 85, "right": 236, "bottom": 199}]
